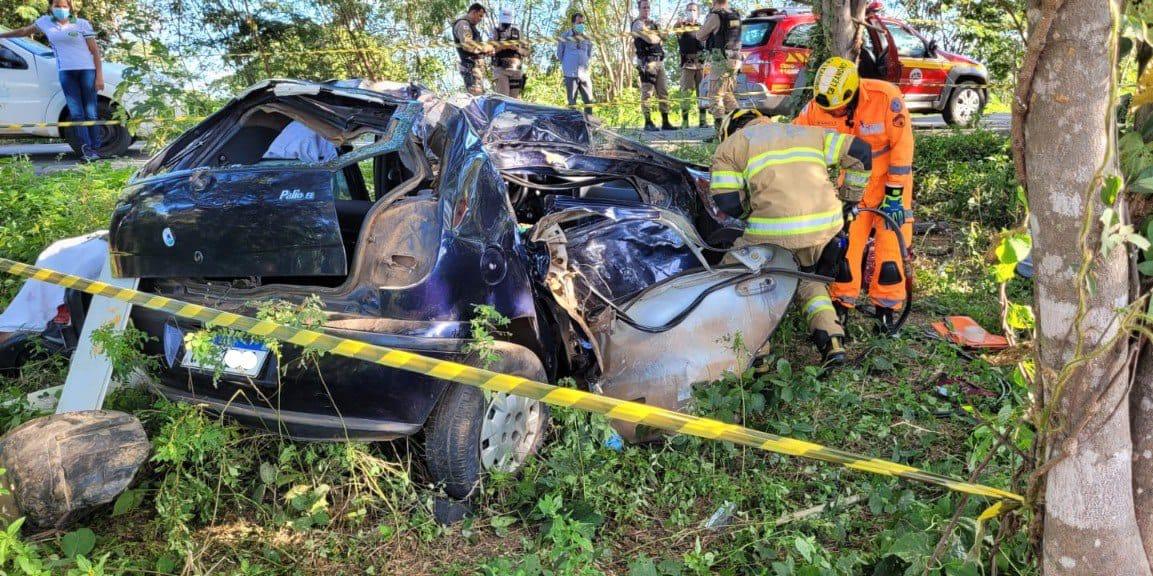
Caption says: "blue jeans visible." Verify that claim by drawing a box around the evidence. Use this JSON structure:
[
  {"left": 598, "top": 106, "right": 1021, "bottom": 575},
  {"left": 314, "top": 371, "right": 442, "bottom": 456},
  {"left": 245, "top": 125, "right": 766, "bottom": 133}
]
[{"left": 58, "top": 69, "right": 98, "bottom": 153}]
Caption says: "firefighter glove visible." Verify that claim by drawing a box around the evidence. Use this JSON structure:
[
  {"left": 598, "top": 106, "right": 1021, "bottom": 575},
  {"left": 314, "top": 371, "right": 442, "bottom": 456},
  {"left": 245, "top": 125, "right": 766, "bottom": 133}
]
[
  {"left": 880, "top": 185, "right": 905, "bottom": 230},
  {"left": 841, "top": 201, "right": 858, "bottom": 227}
]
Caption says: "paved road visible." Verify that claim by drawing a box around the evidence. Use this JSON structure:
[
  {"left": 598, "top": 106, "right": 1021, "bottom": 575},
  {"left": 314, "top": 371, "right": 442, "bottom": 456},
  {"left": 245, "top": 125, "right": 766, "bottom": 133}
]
[
  {"left": 913, "top": 112, "right": 1010, "bottom": 133},
  {"left": 0, "top": 141, "right": 149, "bottom": 175}
]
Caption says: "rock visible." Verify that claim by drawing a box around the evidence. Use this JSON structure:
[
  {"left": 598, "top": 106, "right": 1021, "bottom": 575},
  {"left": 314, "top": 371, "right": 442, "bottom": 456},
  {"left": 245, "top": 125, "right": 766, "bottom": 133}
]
[{"left": 0, "top": 410, "right": 149, "bottom": 529}]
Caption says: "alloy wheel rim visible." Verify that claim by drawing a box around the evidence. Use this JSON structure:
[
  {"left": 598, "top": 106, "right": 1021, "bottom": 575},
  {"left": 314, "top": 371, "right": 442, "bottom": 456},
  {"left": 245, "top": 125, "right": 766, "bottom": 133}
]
[
  {"left": 956, "top": 90, "right": 981, "bottom": 123},
  {"left": 479, "top": 392, "right": 543, "bottom": 472}
]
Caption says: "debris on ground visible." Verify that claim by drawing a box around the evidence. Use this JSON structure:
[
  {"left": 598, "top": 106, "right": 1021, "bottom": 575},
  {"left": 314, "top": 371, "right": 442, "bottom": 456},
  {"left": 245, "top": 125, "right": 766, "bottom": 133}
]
[{"left": 931, "top": 316, "right": 1009, "bottom": 350}]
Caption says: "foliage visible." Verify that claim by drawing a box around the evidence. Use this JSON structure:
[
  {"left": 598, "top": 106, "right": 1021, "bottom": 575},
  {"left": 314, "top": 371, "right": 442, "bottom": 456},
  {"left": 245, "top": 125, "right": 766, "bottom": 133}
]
[
  {"left": 0, "top": 159, "right": 129, "bottom": 264},
  {"left": 464, "top": 304, "right": 511, "bottom": 369},
  {"left": 905, "top": 0, "right": 1025, "bottom": 97},
  {"left": 914, "top": 130, "right": 1021, "bottom": 228},
  {"left": 90, "top": 322, "right": 158, "bottom": 380}
]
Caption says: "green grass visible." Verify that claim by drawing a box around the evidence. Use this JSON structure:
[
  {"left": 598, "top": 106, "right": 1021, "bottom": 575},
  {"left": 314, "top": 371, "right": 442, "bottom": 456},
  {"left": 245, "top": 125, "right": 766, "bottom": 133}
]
[
  {"left": 0, "top": 158, "right": 134, "bottom": 306},
  {"left": 0, "top": 132, "right": 1033, "bottom": 575}
]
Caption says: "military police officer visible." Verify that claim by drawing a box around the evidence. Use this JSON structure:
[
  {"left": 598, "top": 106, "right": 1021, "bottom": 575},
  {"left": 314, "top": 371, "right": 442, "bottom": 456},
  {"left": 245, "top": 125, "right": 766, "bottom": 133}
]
[
  {"left": 694, "top": 0, "right": 742, "bottom": 128},
  {"left": 453, "top": 3, "right": 494, "bottom": 95},
  {"left": 676, "top": 2, "right": 708, "bottom": 129},
  {"left": 491, "top": 7, "right": 529, "bottom": 98},
  {"left": 631, "top": 0, "right": 674, "bottom": 131}
]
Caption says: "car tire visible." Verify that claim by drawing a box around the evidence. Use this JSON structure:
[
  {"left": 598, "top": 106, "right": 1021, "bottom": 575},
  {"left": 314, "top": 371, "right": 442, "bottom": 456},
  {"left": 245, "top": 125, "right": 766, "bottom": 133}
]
[
  {"left": 942, "top": 82, "right": 985, "bottom": 128},
  {"left": 424, "top": 381, "right": 550, "bottom": 500},
  {"left": 62, "top": 100, "right": 133, "bottom": 158}
]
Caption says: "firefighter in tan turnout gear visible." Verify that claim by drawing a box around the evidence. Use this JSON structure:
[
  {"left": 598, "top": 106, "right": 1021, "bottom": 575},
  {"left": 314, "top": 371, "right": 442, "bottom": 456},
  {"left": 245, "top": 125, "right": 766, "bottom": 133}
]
[
  {"left": 491, "top": 7, "right": 529, "bottom": 98},
  {"left": 711, "top": 111, "right": 873, "bottom": 366}
]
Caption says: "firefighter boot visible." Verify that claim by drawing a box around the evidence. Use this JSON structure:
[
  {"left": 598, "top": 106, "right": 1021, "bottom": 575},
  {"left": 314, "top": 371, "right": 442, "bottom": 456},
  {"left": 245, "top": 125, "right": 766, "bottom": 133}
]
[
  {"left": 812, "top": 330, "right": 846, "bottom": 368},
  {"left": 661, "top": 112, "right": 675, "bottom": 131},
  {"left": 644, "top": 112, "right": 659, "bottom": 132},
  {"left": 699, "top": 108, "right": 708, "bottom": 128},
  {"left": 874, "top": 306, "right": 898, "bottom": 336}
]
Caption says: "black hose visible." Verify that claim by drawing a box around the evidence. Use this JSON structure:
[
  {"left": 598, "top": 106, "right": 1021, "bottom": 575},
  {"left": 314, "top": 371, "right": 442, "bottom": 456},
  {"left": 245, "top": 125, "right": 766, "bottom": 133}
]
[{"left": 589, "top": 266, "right": 834, "bottom": 334}]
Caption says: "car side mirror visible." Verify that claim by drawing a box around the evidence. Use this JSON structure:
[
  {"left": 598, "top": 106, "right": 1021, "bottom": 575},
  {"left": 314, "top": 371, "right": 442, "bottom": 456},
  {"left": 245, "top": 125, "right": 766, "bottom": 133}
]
[{"left": 927, "top": 39, "right": 939, "bottom": 57}]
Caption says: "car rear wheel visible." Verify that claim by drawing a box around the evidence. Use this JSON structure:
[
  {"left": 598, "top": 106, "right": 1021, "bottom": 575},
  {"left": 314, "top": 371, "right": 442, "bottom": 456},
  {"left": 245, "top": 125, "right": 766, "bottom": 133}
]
[
  {"left": 424, "top": 382, "right": 549, "bottom": 499},
  {"left": 942, "top": 82, "right": 985, "bottom": 128},
  {"left": 62, "top": 100, "right": 133, "bottom": 158}
]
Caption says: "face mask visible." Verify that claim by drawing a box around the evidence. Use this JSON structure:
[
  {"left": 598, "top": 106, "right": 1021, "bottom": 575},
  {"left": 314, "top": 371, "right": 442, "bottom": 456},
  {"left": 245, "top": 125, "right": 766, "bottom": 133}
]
[
  {"left": 573, "top": 24, "right": 586, "bottom": 34},
  {"left": 51, "top": 7, "right": 70, "bottom": 20}
]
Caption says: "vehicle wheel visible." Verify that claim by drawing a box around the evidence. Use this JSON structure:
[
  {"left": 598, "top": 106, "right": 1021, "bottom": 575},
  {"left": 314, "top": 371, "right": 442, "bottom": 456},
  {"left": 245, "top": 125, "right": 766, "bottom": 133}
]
[
  {"left": 942, "top": 82, "right": 985, "bottom": 128},
  {"left": 424, "top": 383, "right": 549, "bottom": 499},
  {"left": 62, "top": 100, "right": 133, "bottom": 158}
]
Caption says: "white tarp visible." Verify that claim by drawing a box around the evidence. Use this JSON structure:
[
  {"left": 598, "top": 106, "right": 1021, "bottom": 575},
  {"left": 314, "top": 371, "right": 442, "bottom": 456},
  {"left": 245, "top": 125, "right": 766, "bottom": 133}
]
[{"left": 0, "top": 232, "right": 108, "bottom": 333}]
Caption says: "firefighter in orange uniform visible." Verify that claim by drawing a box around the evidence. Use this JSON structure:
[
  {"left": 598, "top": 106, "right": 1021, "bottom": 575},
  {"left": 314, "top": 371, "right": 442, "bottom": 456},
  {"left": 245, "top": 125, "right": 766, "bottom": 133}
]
[{"left": 794, "top": 57, "right": 913, "bottom": 333}]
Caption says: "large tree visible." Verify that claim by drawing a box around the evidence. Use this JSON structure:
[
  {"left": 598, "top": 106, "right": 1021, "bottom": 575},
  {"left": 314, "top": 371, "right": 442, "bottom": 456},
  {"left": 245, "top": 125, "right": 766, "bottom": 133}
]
[{"left": 1019, "top": 0, "right": 1153, "bottom": 572}]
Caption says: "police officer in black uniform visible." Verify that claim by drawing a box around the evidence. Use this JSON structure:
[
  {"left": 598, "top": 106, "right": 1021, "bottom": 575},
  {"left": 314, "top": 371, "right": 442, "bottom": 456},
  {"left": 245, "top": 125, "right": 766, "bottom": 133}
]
[
  {"left": 694, "top": 0, "right": 742, "bottom": 125},
  {"left": 453, "top": 3, "right": 494, "bottom": 95}
]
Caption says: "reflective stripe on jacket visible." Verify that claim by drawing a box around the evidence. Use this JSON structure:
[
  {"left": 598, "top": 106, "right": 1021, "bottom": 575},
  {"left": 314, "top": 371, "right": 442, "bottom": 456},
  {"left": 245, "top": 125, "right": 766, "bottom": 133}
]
[
  {"left": 794, "top": 78, "right": 914, "bottom": 206},
  {"left": 709, "top": 121, "right": 871, "bottom": 250}
]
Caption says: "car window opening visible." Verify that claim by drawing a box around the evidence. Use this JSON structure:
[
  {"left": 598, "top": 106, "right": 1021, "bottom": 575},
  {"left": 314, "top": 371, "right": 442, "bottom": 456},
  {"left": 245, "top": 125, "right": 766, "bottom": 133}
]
[{"left": 155, "top": 109, "right": 429, "bottom": 294}]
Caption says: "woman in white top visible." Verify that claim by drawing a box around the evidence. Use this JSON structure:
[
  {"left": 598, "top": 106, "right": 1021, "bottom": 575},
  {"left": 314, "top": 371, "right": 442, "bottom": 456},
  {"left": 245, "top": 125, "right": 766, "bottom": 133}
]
[{"left": 1, "top": 0, "right": 105, "bottom": 160}]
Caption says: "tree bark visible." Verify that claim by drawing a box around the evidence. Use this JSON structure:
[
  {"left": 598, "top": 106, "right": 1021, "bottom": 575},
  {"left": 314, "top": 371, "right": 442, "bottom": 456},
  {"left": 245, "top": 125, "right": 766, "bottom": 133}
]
[
  {"left": 1024, "top": 0, "right": 1152, "bottom": 573},
  {"left": 1133, "top": 345, "right": 1153, "bottom": 564},
  {"left": 815, "top": 0, "right": 866, "bottom": 60}
]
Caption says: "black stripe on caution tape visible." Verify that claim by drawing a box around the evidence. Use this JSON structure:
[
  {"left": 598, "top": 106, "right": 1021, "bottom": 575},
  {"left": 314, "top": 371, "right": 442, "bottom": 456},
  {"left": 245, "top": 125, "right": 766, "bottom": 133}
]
[{"left": 0, "top": 257, "right": 1023, "bottom": 516}]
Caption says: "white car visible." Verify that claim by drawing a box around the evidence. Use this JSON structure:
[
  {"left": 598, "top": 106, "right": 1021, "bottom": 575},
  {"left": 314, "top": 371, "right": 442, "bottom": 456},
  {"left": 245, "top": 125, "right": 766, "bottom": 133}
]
[{"left": 0, "top": 31, "right": 149, "bottom": 157}]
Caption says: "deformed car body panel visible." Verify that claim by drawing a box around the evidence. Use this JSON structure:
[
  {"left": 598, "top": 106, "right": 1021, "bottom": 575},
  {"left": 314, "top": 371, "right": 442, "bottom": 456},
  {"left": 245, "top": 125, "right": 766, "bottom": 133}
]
[
  {"left": 112, "top": 169, "right": 345, "bottom": 279},
  {"left": 533, "top": 204, "right": 798, "bottom": 440}
]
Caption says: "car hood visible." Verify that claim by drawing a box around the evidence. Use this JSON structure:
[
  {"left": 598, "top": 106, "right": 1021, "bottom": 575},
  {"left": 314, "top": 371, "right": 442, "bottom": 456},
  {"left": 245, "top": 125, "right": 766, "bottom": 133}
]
[{"left": 938, "top": 50, "right": 983, "bottom": 68}]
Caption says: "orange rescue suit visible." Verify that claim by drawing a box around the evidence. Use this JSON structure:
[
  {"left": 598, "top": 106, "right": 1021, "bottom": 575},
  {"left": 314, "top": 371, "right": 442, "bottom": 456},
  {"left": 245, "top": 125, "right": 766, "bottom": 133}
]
[{"left": 794, "top": 78, "right": 914, "bottom": 311}]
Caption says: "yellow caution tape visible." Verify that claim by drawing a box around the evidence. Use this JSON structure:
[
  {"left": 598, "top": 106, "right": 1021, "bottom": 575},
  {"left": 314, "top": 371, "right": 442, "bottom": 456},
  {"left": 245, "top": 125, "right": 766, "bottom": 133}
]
[
  {"left": 2, "top": 116, "right": 206, "bottom": 131},
  {"left": 0, "top": 257, "right": 1023, "bottom": 516},
  {"left": 2, "top": 120, "right": 123, "bottom": 130}
]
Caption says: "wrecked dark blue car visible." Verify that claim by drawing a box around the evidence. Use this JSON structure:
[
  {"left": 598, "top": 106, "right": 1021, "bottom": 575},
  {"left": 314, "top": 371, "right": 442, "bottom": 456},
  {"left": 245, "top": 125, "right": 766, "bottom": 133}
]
[{"left": 104, "top": 80, "right": 801, "bottom": 497}]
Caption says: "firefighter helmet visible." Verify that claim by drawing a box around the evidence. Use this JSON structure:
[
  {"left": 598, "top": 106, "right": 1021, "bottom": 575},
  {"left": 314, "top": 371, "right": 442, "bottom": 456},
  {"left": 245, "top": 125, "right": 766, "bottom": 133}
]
[
  {"left": 813, "top": 57, "right": 860, "bottom": 111},
  {"left": 718, "top": 109, "right": 766, "bottom": 142}
]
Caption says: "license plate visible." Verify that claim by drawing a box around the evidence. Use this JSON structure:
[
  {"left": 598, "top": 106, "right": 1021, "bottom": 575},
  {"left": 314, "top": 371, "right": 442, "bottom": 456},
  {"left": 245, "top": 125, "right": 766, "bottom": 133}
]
[{"left": 181, "top": 338, "right": 269, "bottom": 378}]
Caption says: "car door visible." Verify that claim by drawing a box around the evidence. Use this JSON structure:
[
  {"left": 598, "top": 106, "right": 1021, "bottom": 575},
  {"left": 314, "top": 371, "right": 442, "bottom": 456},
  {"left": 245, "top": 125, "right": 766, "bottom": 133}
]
[
  {"left": 885, "top": 21, "right": 949, "bottom": 107},
  {"left": 770, "top": 21, "right": 815, "bottom": 95},
  {"left": 861, "top": 15, "right": 902, "bottom": 83},
  {"left": 0, "top": 40, "right": 46, "bottom": 132}
]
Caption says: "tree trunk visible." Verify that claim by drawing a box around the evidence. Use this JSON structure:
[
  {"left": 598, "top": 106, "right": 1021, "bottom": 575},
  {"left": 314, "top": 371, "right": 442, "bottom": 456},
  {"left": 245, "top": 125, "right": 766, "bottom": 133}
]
[
  {"left": 814, "top": 0, "right": 865, "bottom": 60},
  {"left": 1134, "top": 37, "right": 1153, "bottom": 566},
  {"left": 1024, "top": 0, "right": 1152, "bottom": 573},
  {"left": 1133, "top": 345, "right": 1153, "bottom": 564}
]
